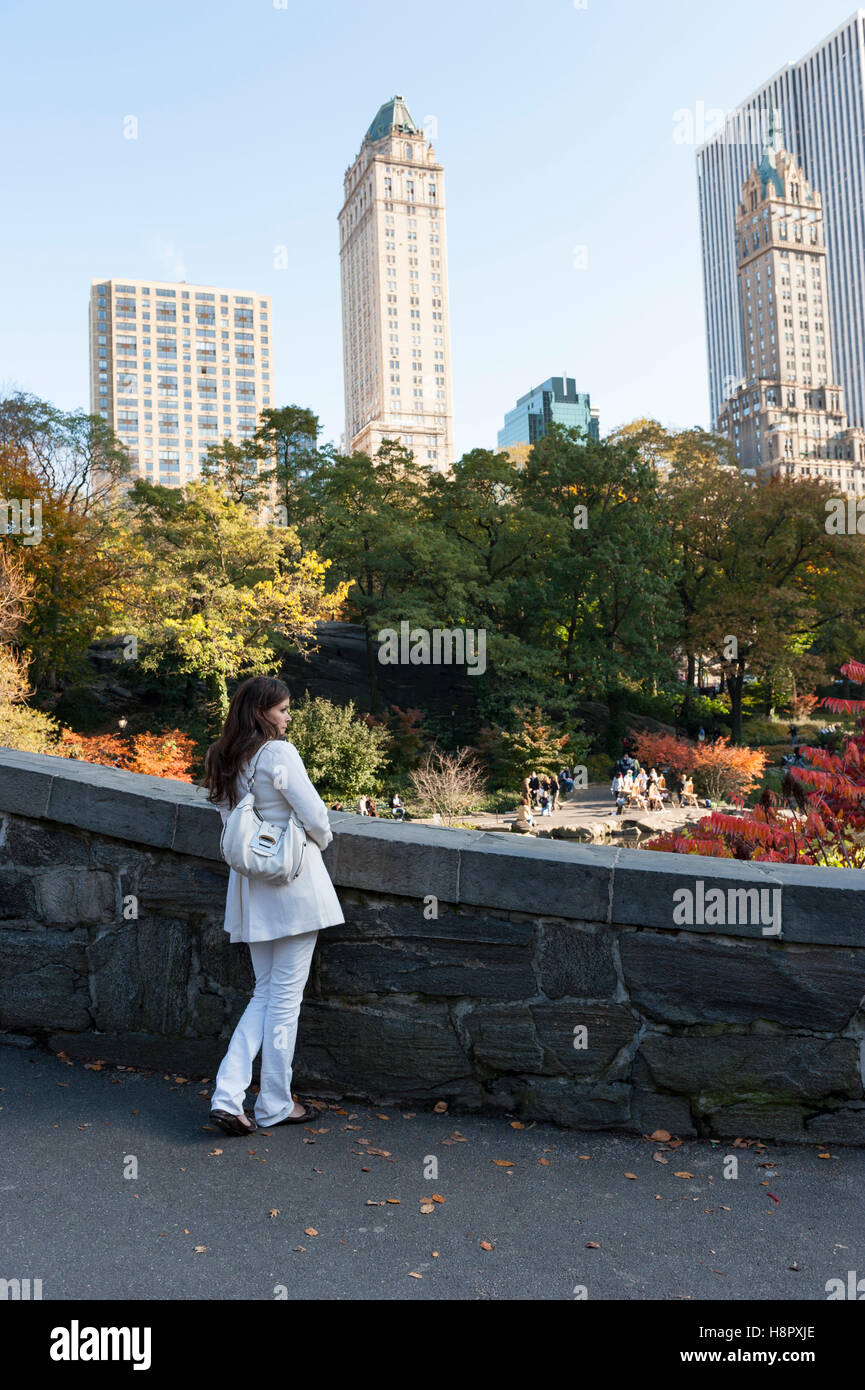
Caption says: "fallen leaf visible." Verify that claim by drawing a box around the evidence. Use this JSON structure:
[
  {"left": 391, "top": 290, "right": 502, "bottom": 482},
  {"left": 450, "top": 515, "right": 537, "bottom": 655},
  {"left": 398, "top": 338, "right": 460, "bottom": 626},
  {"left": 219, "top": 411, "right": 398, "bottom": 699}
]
[
  {"left": 586, "top": 1241, "right": 601, "bottom": 1249},
  {"left": 208, "top": 1148, "right": 223, "bottom": 1157},
  {"left": 673, "top": 1172, "right": 694, "bottom": 1179},
  {"left": 480, "top": 1241, "right": 494, "bottom": 1251},
  {"left": 510, "top": 1121, "right": 525, "bottom": 1129},
  {"left": 293, "top": 1245, "right": 306, "bottom": 1252},
  {"left": 193, "top": 1245, "right": 207, "bottom": 1253},
  {"left": 538, "top": 1156, "right": 552, "bottom": 1166},
  {"left": 817, "top": 1152, "right": 831, "bottom": 1160},
  {"left": 653, "top": 1152, "right": 669, "bottom": 1164},
  {"left": 361, "top": 1167, "right": 371, "bottom": 1172},
  {"left": 432, "top": 1251, "right": 439, "bottom": 1257},
  {"left": 648, "top": 1129, "right": 671, "bottom": 1142},
  {"left": 334, "top": 1108, "right": 347, "bottom": 1115},
  {"left": 579, "top": 1155, "right": 591, "bottom": 1161},
  {"left": 432, "top": 1194, "right": 445, "bottom": 1203},
  {"left": 419, "top": 1202, "right": 435, "bottom": 1214},
  {"left": 365, "top": 1148, "right": 391, "bottom": 1158},
  {"left": 449, "top": 1132, "right": 467, "bottom": 1142},
  {"left": 408, "top": 1272, "right": 423, "bottom": 1278},
  {"left": 789, "top": 1261, "right": 800, "bottom": 1271},
  {"left": 175, "top": 1076, "right": 189, "bottom": 1084},
  {"left": 666, "top": 1138, "right": 684, "bottom": 1149},
  {"left": 386, "top": 1198, "right": 401, "bottom": 1205},
  {"left": 433, "top": 1101, "right": 448, "bottom": 1113},
  {"left": 55, "top": 1051, "right": 74, "bottom": 1066},
  {"left": 343, "top": 1124, "right": 362, "bottom": 1131},
  {"left": 376, "top": 1114, "right": 389, "bottom": 1120},
  {"left": 312, "top": 1168, "right": 323, "bottom": 1174},
  {"left": 84, "top": 1061, "right": 104, "bottom": 1071},
  {"left": 268, "top": 1209, "right": 280, "bottom": 1219},
  {"left": 624, "top": 1172, "right": 637, "bottom": 1180},
  {"left": 767, "top": 1192, "right": 780, "bottom": 1203},
  {"left": 366, "top": 1200, "right": 385, "bottom": 1206},
  {"left": 492, "top": 1160, "right": 514, "bottom": 1167},
  {"left": 304, "top": 1227, "right": 319, "bottom": 1237}
]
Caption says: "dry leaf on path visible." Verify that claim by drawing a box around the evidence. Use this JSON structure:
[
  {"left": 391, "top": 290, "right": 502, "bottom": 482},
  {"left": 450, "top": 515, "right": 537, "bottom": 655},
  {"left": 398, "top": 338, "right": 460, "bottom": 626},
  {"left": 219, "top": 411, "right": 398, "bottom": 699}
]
[
  {"left": 673, "top": 1171, "right": 694, "bottom": 1179},
  {"left": 510, "top": 1121, "right": 525, "bottom": 1129},
  {"left": 432, "top": 1194, "right": 445, "bottom": 1203},
  {"left": 493, "top": 1160, "right": 514, "bottom": 1167},
  {"left": 647, "top": 1129, "right": 671, "bottom": 1142},
  {"left": 304, "top": 1227, "right": 319, "bottom": 1237},
  {"left": 419, "top": 1202, "right": 435, "bottom": 1214},
  {"left": 480, "top": 1241, "right": 494, "bottom": 1251},
  {"left": 268, "top": 1209, "right": 280, "bottom": 1219},
  {"left": 208, "top": 1149, "right": 223, "bottom": 1157},
  {"left": 538, "top": 1157, "right": 552, "bottom": 1166},
  {"left": 653, "top": 1153, "right": 669, "bottom": 1164},
  {"left": 624, "top": 1173, "right": 637, "bottom": 1180},
  {"left": 586, "top": 1241, "right": 601, "bottom": 1249},
  {"left": 433, "top": 1102, "right": 448, "bottom": 1113}
]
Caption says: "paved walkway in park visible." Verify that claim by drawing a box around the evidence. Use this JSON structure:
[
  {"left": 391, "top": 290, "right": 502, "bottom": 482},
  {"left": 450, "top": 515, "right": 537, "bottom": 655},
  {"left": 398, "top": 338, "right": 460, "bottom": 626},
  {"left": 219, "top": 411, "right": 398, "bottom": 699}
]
[
  {"left": 2, "top": 1040, "right": 863, "bottom": 1301},
  {"left": 415, "top": 784, "right": 709, "bottom": 838}
]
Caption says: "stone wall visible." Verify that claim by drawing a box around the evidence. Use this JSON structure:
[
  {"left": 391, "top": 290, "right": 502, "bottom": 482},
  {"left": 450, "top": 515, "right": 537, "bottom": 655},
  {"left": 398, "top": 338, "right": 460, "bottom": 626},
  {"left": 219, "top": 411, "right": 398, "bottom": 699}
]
[{"left": 1, "top": 747, "right": 864, "bottom": 1143}]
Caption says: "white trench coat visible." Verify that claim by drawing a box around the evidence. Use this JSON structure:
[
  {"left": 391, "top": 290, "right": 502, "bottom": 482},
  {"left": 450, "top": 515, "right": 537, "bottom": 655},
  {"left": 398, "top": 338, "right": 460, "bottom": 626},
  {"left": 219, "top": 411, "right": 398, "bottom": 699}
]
[{"left": 215, "top": 739, "right": 345, "bottom": 943}]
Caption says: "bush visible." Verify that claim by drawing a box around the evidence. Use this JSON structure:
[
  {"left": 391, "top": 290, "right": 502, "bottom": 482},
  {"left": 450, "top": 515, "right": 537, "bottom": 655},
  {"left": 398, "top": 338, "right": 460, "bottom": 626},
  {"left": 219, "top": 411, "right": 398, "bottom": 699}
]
[
  {"left": 286, "top": 693, "right": 390, "bottom": 802},
  {"left": 57, "top": 727, "right": 197, "bottom": 780},
  {"left": 633, "top": 731, "right": 765, "bottom": 802},
  {"left": 0, "top": 701, "right": 62, "bottom": 754}
]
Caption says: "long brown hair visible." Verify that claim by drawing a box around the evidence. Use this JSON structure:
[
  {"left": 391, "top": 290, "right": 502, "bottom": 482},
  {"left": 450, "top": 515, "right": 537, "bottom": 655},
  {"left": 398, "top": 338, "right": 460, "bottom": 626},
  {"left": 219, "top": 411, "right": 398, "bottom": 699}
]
[{"left": 201, "top": 675, "right": 291, "bottom": 809}]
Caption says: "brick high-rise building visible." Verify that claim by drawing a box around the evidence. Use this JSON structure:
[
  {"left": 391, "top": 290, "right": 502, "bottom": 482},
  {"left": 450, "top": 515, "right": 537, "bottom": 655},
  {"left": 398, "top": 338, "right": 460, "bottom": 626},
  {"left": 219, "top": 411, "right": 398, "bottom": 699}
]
[
  {"left": 89, "top": 276, "right": 273, "bottom": 488},
  {"left": 716, "top": 107, "right": 865, "bottom": 491},
  {"left": 698, "top": 11, "right": 865, "bottom": 431},
  {"left": 339, "top": 95, "right": 454, "bottom": 471}
]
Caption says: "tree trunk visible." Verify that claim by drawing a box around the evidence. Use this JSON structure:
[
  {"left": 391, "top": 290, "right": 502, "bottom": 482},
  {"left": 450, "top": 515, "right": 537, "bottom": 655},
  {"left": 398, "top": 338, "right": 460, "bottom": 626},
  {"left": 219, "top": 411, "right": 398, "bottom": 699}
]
[
  {"left": 205, "top": 671, "right": 229, "bottom": 737},
  {"left": 727, "top": 664, "right": 745, "bottom": 744}
]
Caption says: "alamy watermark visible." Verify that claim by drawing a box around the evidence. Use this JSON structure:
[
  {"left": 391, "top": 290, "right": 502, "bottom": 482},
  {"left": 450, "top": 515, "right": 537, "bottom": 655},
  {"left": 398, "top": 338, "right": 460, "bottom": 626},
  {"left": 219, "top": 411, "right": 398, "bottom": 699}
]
[
  {"left": 377, "top": 622, "right": 486, "bottom": 675},
  {"left": 672, "top": 881, "right": 781, "bottom": 935}
]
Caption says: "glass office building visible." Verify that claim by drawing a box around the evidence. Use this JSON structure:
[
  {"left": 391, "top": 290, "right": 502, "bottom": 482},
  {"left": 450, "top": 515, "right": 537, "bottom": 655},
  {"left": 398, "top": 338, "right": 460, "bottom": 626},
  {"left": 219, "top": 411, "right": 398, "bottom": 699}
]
[
  {"left": 497, "top": 376, "right": 599, "bottom": 449},
  {"left": 697, "top": 11, "right": 865, "bottom": 428}
]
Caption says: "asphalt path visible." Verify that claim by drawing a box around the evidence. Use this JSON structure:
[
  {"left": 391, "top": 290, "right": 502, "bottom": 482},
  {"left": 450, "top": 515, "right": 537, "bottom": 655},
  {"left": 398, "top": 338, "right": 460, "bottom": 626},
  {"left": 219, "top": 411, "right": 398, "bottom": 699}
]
[{"left": 2, "top": 1040, "right": 862, "bottom": 1303}]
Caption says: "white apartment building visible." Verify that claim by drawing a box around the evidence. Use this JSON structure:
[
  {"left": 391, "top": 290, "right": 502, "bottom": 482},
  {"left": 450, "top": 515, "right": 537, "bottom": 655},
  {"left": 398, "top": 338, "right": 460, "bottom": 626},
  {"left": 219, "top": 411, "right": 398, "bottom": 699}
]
[
  {"left": 339, "top": 95, "right": 454, "bottom": 471},
  {"left": 89, "top": 277, "right": 273, "bottom": 487}
]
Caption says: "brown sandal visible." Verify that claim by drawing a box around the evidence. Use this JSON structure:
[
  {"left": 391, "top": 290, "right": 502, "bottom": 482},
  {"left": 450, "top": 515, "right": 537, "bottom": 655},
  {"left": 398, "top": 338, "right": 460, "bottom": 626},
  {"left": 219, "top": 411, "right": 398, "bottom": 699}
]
[{"left": 209, "top": 1109, "right": 258, "bottom": 1136}]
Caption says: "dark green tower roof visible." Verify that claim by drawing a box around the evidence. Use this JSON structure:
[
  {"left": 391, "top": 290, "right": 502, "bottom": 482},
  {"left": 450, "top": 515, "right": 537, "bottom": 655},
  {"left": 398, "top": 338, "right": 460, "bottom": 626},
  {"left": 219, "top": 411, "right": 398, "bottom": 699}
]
[{"left": 365, "top": 94, "right": 420, "bottom": 142}]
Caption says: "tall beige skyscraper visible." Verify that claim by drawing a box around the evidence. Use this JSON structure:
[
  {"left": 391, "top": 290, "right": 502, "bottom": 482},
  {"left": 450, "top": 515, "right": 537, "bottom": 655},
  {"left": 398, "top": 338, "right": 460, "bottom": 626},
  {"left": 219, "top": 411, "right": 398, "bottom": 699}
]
[
  {"left": 716, "top": 109, "right": 865, "bottom": 491},
  {"left": 339, "top": 95, "right": 454, "bottom": 471},
  {"left": 89, "top": 276, "right": 273, "bottom": 488}
]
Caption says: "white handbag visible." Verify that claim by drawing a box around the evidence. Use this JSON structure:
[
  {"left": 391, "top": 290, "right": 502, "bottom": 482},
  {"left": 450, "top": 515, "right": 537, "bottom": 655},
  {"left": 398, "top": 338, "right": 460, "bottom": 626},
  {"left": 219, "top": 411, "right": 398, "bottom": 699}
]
[{"left": 219, "top": 740, "right": 307, "bottom": 884}]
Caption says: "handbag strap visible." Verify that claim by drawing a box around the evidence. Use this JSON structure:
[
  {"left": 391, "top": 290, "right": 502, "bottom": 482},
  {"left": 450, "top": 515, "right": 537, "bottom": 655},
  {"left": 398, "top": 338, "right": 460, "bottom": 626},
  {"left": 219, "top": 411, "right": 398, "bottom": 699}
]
[{"left": 245, "top": 739, "right": 273, "bottom": 791}]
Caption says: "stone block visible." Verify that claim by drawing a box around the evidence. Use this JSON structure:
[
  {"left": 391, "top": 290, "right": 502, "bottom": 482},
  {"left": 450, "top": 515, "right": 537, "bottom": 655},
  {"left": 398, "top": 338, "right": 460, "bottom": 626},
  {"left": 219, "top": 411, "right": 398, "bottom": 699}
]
[
  {"left": 524, "top": 1077, "right": 632, "bottom": 1129},
  {"left": 0, "top": 928, "right": 90, "bottom": 1030},
  {"left": 529, "top": 1002, "right": 637, "bottom": 1078},
  {"left": 701, "top": 1099, "right": 809, "bottom": 1143},
  {"left": 458, "top": 836, "right": 613, "bottom": 922},
  {"left": 37, "top": 869, "right": 116, "bottom": 925},
  {"left": 137, "top": 856, "right": 227, "bottom": 917},
  {"left": 0, "top": 817, "right": 89, "bottom": 868},
  {"left": 0, "top": 752, "right": 54, "bottom": 819},
  {"left": 293, "top": 997, "right": 480, "bottom": 1102},
  {"left": 621, "top": 930, "right": 865, "bottom": 1030},
  {"left": 318, "top": 934, "right": 536, "bottom": 999},
  {"left": 640, "top": 1033, "right": 862, "bottom": 1102},
  {"left": 537, "top": 921, "right": 617, "bottom": 999},
  {"left": 0, "top": 869, "right": 39, "bottom": 921},
  {"left": 463, "top": 1005, "right": 545, "bottom": 1071},
  {"left": 804, "top": 1103, "right": 865, "bottom": 1145},
  {"left": 88, "top": 918, "right": 194, "bottom": 1034}
]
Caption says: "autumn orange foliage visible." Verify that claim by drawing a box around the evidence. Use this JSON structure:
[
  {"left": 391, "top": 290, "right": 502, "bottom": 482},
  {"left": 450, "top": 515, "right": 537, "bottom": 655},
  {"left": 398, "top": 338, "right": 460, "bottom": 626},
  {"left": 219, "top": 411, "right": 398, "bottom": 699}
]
[
  {"left": 633, "top": 731, "right": 765, "bottom": 802},
  {"left": 58, "top": 728, "right": 197, "bottom": 781},
  {"left": 644, "top": 659, "right": 865, "bottom": 866}
]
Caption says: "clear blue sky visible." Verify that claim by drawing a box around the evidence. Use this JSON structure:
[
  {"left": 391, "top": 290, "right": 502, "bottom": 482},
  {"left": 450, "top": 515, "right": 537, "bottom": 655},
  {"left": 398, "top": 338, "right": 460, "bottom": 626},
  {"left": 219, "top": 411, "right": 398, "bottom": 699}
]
[{"left": 0, "top": 0, "right": 858, "bottom": 457}]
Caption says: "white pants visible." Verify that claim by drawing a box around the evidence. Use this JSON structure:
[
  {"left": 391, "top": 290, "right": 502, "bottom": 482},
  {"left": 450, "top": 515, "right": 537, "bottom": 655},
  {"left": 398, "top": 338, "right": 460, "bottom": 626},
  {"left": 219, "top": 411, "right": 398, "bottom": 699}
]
[{"left": 210, "top": 929, "right": 319, "bottom": 1127}]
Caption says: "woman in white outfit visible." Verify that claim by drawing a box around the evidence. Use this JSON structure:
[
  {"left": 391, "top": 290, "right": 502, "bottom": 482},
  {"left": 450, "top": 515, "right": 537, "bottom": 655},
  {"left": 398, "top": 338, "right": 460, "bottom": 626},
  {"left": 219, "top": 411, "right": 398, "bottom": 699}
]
[{"left": 201, "top": 676, "right": 345, "bottom": 1137}]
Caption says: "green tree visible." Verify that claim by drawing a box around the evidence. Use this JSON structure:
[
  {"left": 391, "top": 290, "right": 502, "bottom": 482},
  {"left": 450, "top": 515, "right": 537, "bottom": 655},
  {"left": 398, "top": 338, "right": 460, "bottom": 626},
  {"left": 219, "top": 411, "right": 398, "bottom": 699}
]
[{"left": 119, "top": 478, "right": 348, "bottom": 735}]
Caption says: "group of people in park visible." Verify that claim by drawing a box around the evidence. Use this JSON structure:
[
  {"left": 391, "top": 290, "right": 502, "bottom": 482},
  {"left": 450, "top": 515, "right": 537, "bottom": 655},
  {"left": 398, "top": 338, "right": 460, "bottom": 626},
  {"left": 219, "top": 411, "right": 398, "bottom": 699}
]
[
  {"left": 514, "top": 767, "right": 578, "bottom": 830},
  {"left": 354, "top": 792, "right": 405, "bottom": 820},
  {"left": 611, "top": 754, "right": 699, "bottom": 816}
]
